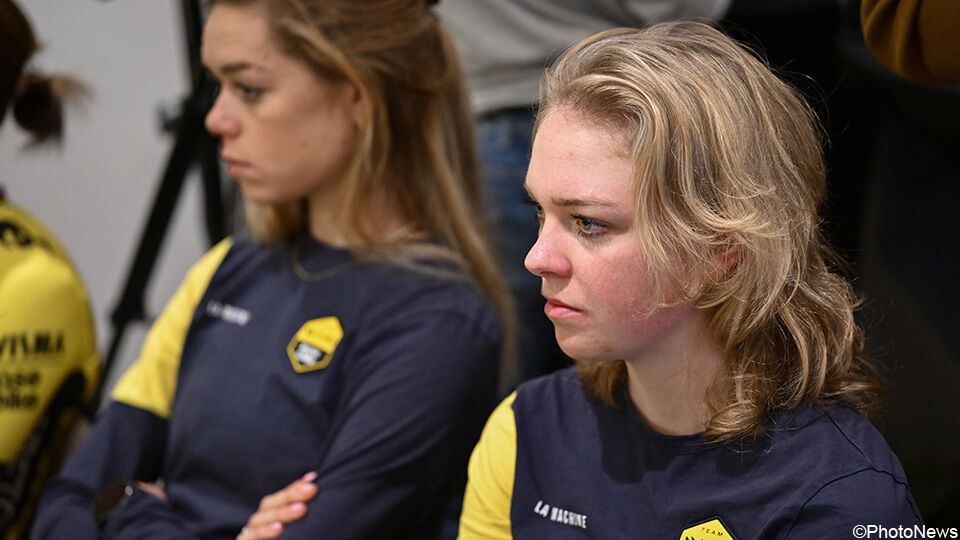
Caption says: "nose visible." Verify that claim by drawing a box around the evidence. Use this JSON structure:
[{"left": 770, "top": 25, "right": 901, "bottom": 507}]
[
  {"left": 204, "top": 91, "right": 239, "bottom": 139},
  {"left": 524, "top": 224, "right": 571, "bottom": 278}
]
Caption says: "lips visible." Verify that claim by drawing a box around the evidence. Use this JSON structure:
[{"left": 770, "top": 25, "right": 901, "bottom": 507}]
[
  {"left": 221, "top": 154, "right": 251, "bottom": 176},
  {"left": 544, "top": 297, "right": 583, "bottom": 319}
]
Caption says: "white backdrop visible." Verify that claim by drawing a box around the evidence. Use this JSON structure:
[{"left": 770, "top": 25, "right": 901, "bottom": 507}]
[{"left": 0, "top": 0, "right": 210, "bottom": 397}]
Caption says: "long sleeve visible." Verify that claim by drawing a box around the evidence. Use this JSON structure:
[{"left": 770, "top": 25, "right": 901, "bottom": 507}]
[
  {"left": 28, "top": 403, "right": 169, "bottom": 540},
  {"left": 29, "top": 239, "right": 231, "bottom": 539},
  {"left": 279, "top": 307, "right": 501, "bottom": 540}
]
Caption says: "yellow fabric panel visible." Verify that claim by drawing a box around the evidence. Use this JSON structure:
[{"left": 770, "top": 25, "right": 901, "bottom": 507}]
[
  {"left": 458, "top": 392, "right": 517, "bottom": 540},
  {"left": 861, "top": 0, "right": 960, "bottom": 84},
  {"left": 0, "top": 203, "right": 100, "bottom": 461},
  {"left": 111, "top": 238, "right": 232, "bottom": 419}
]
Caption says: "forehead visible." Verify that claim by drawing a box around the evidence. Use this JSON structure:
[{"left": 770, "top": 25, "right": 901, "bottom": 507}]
[
  {"left": 526, "top": 110, "right": 634, "bottom": 201},
  {"left": 201, "top": 3, "right": 277, "bottom": 68}
]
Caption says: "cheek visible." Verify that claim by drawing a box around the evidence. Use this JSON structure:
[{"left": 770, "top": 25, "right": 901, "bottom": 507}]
[{"left": 594, "top": 266, "right": 681, "bottom": 340}]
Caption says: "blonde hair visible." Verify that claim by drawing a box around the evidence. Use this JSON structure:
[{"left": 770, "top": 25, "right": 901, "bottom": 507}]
[
  {"left": 538, "top": 22, "right": 881, "bottom": 441},
  {"left": 210, "top": 0, "right": 514, "bottom": 379}
]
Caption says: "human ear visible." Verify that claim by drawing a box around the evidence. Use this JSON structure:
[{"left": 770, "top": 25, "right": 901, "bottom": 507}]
[
  {"left": 708, "top": 240, "right": 740, "bottom": 282},
  {"left": 343, "top": 80, "right": 368, "bottom": 129}
]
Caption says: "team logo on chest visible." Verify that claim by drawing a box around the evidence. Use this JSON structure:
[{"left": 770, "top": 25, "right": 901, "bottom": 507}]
[
  {"left": 287, "top": 317, "right": 343, "bottom": 373},
  {"left": 680, "top": 517, "right": 736, "bottom": 540}
]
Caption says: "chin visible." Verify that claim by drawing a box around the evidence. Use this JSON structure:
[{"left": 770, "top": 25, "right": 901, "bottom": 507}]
[
  {"left": 236, "top": 184, "right": 291, "bottom": 206},
  {"left": 557, "top": 332, "right": 597, "bottom": 362},
  {"left": 554, "top": 331, "right": 604, "bottom": 363}
]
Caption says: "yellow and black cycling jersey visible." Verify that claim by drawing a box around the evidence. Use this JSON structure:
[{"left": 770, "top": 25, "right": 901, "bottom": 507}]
[
  {"left": 460, "top": 368, "right": 923, "bottom": 539},
  {"left": 0, "top": 199, "right": 99, "bottom": 540},
  {"left": 32, "top": 232, "right": 501, "bottom": 540}
]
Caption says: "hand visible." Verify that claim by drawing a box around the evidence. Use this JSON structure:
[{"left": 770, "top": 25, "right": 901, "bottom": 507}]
[
  {"left": 236, "top": 471, "right": 318, "bottom": 540},
  {"left": 137, "top": 482, "right": 168, "bottom": 502}
]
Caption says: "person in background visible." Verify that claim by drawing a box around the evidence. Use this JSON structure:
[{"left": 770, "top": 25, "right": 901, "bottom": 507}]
[
  {"left": 433, "top": 0, "right": 732, "bottom": 386},
  {"left": 0, "top": 1, "right": 99, "bottom": 538},
  {"left": 459, "top": 22, "right": 922, "bottom": 538},
  {"left": 30, "top": 0, "right": 511, "bottom": 538}
]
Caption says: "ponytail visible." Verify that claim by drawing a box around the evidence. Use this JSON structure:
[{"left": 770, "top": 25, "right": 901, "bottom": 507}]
[{"left": 11, "top": 71, "right": 87, "bottom": 146}]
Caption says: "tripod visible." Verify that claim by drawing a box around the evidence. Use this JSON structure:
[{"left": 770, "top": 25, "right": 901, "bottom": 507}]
[{"left": 86, "top": 0, "right": 228, "bottom": 416}]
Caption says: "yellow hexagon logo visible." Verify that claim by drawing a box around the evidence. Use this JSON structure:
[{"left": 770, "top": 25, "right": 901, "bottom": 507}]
[
  {"left": 679, "top": 518, "right": 736, "bottom": 540},
  {"left": 286, "top": 317, "right": 343, "bottom": 373}
]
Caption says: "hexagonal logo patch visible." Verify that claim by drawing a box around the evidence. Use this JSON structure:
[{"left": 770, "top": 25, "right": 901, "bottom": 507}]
[
  {"left": 679, "top": 518, "right": 736, "bottom": 540},
  {"left": 286, "top": 317, "right": 343, "bottom": 373}
]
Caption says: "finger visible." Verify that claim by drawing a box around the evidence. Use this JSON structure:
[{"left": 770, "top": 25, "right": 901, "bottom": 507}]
[
  {"left": 136, "top": 482, "right": 168, "bottom": 502},
  {"left": 257, "top": 474, "right": 318, "bottom": 511},
  {"left": 246, "top": 501, "right": 309, "bottom": 528},
  {"left": 237, "top": 522, "right": 283, "bottom": 540}
]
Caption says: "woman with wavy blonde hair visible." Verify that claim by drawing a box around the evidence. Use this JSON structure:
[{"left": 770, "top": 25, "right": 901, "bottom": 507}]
[
  {"left": 31, "top": 0, "right": 511, "bottom": 538},
  {"left": 455, "top": 21, "right": 922, "bottom": 539}
]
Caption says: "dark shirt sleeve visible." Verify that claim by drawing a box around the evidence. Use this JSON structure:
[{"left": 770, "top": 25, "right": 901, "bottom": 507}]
[
  {"left": 784, "top": 468, "right": 923, "bottom": 539},
  {"left": 29, "top": 403, "right": 170, "bottom": 540},
  {"left": 104, "top": 488, "right": 195, "bottom": 540},
  {"left": 281, "top": 308, "right": 501, "bottom": 540}
]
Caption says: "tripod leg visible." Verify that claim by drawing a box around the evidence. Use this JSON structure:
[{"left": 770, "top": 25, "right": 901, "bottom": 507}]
[{"left": 87, "top": 103, "right": 205, "bottom": 417}]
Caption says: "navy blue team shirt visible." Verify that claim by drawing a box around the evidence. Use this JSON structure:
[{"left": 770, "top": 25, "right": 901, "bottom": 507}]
[
  {"left": 31, "top": 234, "right": 501, "bottom": 539},
  {"left": 460, "top": 368, "right": 922, "bottom": 539}
]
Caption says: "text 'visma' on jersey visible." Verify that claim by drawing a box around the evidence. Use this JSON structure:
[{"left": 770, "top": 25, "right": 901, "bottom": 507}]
[{"left": 33, "top": 233, "right": 502, "bottom": 540}]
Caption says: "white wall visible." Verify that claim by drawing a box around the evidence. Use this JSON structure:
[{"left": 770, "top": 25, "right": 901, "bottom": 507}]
[{"left": 0, "top": 0, "right": 210, "bottom": 396}]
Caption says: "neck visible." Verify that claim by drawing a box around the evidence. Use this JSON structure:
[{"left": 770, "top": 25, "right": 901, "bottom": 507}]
[
  {"left": 305, "top": 184, "right": 411, "bottom": 248},
  {"left": 623, "top": 307, "right": 725, "bottom": 436}
]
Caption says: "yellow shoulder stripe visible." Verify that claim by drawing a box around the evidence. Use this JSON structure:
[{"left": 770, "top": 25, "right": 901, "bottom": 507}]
[
  {"left": 458, "top": 392, "right": 517, "bottom": 540},
  {"left": 111, "top": 238, "right": 233, "bottom": 419}
]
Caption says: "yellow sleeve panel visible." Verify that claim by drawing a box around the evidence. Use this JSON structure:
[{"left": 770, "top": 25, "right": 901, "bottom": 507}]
[
  {"left": 111, "top": 238, "right": 232, "bottom": 420},
  {"left": 458, "top": 392, "right": 517, "bottom": 540},
  {"left": 0, "top": 204, "right": 100, "bottom": 461},
  {"left": 862, "top": 0, "right": 960, "bottom": 84}
]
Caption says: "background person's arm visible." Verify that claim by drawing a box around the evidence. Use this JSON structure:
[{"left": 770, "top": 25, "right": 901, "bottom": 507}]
[{"left": 861, "top": 0, "right": 960, "bottom": 83}]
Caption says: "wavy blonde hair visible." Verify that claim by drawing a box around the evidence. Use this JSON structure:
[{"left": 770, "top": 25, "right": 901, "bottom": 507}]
[
  {"left": 210, "top": 0, "right": 514, "bottom": 379},
  {"left": 538, "top": 22, "right": 881, "bottom": 441}
]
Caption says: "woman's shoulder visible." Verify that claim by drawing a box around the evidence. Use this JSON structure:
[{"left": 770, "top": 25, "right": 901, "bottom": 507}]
[
  {"left": 357, "top": 257, "right": 501, "bottom": 332},
  {"left": 765, "top": 405, "right": 924, "bottom": 535},
  {"left": 759, "top": 404, "right": 922, "bottom": 527},
  {"left": 509, "top": 368, "right": 594, "bottom": 425},
  {"left": 767, "top": 404, "right": 908, "bottom": 479}
]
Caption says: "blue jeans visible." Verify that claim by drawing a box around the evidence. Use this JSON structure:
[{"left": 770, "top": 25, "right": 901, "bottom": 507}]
[{"left": 476, "top": 108, "right": 567, "bottom": 386}]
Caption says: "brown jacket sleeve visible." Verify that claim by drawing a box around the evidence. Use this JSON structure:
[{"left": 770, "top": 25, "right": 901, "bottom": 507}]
[{"left": 861, "top": 0, "right": 960, "bottom": 84}]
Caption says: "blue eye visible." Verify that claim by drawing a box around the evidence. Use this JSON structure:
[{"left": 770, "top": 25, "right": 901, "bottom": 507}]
[{"left": 572, "top": 216, "right": 606, "bottom": 239}]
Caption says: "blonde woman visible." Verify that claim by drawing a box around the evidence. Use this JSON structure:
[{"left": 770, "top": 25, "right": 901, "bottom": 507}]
[
  {"left": 455, "top": 22, "right": 922, "bottom": 539},
  {"left": 31, "top": 0, "right": 511, "bottom": 538}
]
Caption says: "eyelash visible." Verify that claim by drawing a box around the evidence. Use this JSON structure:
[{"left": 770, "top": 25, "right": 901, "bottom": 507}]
[
  {"left": 523, "top": 196, "right": 607, "bottom": 239},
  {"left": 235, "top": 83, "right": 263, "bottom": 103},
  {"left": 523, "top": 196, "right": 544, "bottom": 222},
  {"left": 572, "top": 215, "right": 606, "bottom": 239}
]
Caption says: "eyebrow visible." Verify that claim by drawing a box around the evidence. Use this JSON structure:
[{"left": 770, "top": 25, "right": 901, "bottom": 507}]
[
  {"left": 204, "top": 61, "right": 266, "bottom": 76},
  {"left": 523, "top": 183, "right": 617, "bottom": 208},
  {"left": 551, "top": 196, "right": 617, "bottom": 208}
]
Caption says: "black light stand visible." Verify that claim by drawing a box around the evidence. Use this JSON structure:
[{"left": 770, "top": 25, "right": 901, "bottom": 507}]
[{"left": 86, "top": 0, "right": 227, "bottom": 417}]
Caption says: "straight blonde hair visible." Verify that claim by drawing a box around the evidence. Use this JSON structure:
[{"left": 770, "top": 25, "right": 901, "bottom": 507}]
[
  {"left": 538, "top": 22, "right": 881, "bottom": 441},
  {"left": 209, "top": 0, "right": 514, "bottom": 380}
]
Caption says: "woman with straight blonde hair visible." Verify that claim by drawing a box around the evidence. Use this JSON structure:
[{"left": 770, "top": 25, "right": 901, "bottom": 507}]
[
  {"left": 31, "top": 0, "right": 511, "bottom": 538},
  {"left": 454, "top": 21, "right": 923, "bottom": 539}
]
